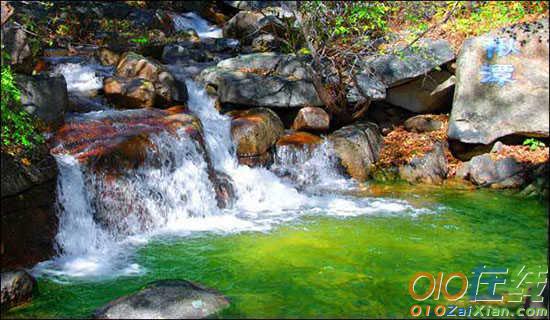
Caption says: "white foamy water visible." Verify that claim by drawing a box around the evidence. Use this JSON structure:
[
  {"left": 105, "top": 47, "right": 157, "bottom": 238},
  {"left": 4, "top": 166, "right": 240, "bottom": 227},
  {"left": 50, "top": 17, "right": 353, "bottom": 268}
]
[
  {"left": 34, "top": 75, "right": 435, "bottom": 281},
  {"left": 171, "top": 12, "right": 223, "bottom": 38},
  {"left": 52, "top": 62, "right": 112, "bottom": 96}
]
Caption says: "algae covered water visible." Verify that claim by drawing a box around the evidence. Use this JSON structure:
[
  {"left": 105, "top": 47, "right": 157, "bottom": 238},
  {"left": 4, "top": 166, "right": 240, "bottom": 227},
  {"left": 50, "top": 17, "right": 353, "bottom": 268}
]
[{"left": 7, "top": 184, "right": 548, "bottom": 318}]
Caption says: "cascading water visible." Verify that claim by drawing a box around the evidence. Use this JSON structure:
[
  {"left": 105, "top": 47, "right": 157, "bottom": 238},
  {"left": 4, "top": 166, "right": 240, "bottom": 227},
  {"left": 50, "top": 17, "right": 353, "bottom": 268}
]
[
  {"left": 34, "top": 65, "right": 434, "bottom": 281},
  {"left": 170, "top": 12, "right": 223, "bottom": 39}
]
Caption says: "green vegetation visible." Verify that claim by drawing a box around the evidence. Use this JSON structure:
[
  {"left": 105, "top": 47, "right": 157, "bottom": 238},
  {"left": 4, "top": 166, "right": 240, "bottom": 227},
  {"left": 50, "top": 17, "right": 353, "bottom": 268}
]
[
  {"left": 523, "top": 138, "right": 546, "bottom": 151},
  {"left": 1, "top": 65, "right": 44, "bottom": 149},
  {"left": 129, "top": 36, "right": 149, "bottom": 44},
  {"left": 436, "top": 1, "right": 549, "bottom": 39}
]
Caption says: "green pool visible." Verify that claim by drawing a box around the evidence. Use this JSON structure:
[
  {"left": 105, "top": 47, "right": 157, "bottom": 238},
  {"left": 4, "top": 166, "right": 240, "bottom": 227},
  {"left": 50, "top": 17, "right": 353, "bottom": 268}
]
[{"left": 6, "top": 184, "right": 548, "bottom": 318}]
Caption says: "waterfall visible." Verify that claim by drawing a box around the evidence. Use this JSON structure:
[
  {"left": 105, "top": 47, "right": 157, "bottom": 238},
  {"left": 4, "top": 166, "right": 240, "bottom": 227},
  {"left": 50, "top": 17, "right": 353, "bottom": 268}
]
[
  {"left": 170, "top": 12, "right": 223, "bottom": 39},
  {"left": 35, "top": 68, "right": 432, "bottom": 281}
]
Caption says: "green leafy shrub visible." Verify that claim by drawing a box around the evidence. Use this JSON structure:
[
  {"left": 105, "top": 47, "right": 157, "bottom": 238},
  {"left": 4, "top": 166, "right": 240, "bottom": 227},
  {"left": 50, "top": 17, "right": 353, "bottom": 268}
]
[
  {"left": 523, "top": 138, "right": 546, "bottom": 151},
  {"left": 1, "top": 65, "right": 44, "bottom": 149}
]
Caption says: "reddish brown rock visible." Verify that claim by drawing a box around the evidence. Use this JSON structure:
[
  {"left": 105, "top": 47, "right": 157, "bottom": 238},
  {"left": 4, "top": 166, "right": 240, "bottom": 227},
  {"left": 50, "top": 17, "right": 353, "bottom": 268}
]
[
  {"left": 276, "top": 131, "right": 322, "bottom": 150},
  {"left": 291, "top": 107, "right": 330, "bottom": 132},
  {"left": 228, "top": 108, "right": 284, "bottom": 160}
]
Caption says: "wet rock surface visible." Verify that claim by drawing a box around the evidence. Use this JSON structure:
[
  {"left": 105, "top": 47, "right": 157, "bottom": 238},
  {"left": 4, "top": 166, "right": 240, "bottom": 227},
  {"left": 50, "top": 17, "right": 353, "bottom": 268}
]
[
  {"left": 93, "top": 280, "right": 230, "bottom": 319},
  {"left": 328, "top": 122, "right": 383, "bottom": 182},
  {"left": 1, "top": 270, "right": 36, "bottom": 312}
]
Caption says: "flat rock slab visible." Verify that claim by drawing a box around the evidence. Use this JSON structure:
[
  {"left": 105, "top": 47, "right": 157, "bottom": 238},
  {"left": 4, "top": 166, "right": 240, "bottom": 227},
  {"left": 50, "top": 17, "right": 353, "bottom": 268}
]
[{"left": 93, "top": 280, "right": 230, "bottom": 319}]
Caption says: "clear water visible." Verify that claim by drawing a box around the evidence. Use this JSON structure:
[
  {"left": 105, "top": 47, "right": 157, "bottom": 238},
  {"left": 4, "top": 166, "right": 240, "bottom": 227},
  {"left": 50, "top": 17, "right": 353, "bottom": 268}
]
[
  {"left": 171, "top": 12, "right": 223, "bottom": 39},
  {"left": 6, "top": 185, "right": 548, "bottom": 318},
  {"left": 12, "top": 64, "right": 547, "bottom": 318}
]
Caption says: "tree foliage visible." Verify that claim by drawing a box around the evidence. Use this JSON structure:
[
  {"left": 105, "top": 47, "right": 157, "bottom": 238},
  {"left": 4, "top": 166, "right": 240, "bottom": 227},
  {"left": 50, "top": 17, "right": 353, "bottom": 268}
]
[{"left": 1, "top": 65, "right": 44, "bottom": 149}]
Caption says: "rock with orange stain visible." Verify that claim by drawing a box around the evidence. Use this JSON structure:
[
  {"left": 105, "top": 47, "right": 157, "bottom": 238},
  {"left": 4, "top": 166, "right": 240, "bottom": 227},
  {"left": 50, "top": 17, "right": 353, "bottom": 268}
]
[
  {"left": 276, "top": 131, "right": 322, "bottom": 149},
  {"left": 51, "top": 108, "right": 202, "bottom": 170},
  {"left": 227, "top": 108, "right": 284, "bottom": 167}
]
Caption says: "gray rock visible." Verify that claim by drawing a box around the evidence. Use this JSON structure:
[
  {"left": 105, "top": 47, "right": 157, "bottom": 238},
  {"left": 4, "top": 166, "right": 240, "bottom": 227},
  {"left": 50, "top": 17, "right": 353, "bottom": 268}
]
[
  {"left": 15, "top": 74, "right": 68, "bottom": 128},
  {"left": 224, "top": 1, "right": 296, "bottom": 11},
  {"left": 460, "top": 153, "right": 525, "bottom": 188},
  {"left": 1, "top": 270, "right": 35, "bottom": 312},
  {"left": 448, "top": 19, "right": 549, "bottom": 144},
  {"left": 93, "top": 280, "right": 230, "bottom": 319},
  {"left": 198, "top": 53, "right": 323, "bottom": 108},
  {"left": 1, "top": 147, "right": 58, "bottom": 268},
  {"left": 161, "top": 38, "right": 239, "bottom": 65},
  {"left": 223, "top": 11, "right": 263, "bottom": 42},
  {"left": 398, "top": 142, "right": 448, "bottom": 184},
  {"left": 251, "top": 33, "right": 282, "bottom": 52},
  {"left": 404, "top": 114, "right": 444, "bottom": 133},
  {"left": 354, "top": 39, "right": 455, "bottom": 100},
  {"left": 1, "top": 23, "right": 31, "bottom": 65},
  {"left": 385, "top": 71, "right": 455, "bottom": 113},
  {"left": 328, "top": 122, "right": 383, "bottom": 182}
]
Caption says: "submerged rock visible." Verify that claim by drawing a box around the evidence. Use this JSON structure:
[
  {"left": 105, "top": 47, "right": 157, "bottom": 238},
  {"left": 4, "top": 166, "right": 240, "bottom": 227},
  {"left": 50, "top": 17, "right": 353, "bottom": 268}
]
[
  {"left": 198, "top": 53, "right": 323, "bottom": 108},
  {"left": 328, "top": 122, "right": 383, "bottom": 182},
  {"left": 448, "top": 19, "right": 549, "bottom": 144},
  {"left": 1, "top": 270, "right": 36, "bottom": 312},
  {"left": 93, "top": 280, "right": 230, "bottom": 319},
  {"left": 228, "top": 107, "right": 284, "bottom": 166},
  {"left": 291, "top": 107, "right": 330, "bottom": 132}
]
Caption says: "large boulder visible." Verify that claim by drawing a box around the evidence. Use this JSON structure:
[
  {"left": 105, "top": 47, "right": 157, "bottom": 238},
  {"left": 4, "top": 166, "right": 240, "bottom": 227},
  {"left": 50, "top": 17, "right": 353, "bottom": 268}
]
[
  {"left": 456, "top": 153, "right": 525, "bottom": 188},
  {"left": 228, "top": 107, "right": 284, "bottom": 166},
  {"left": 15, "top": 74, "right": 69, "bottom": 129},
  {"left": 105, "top": 52, "right": 187, "bottom": 109},
  {"left": 93, "top": 280, "right": 230, "bottom": 319},
  {"left": 51, "top": 107, "right": 231, "bottom": 232},
  {"left": 1, "top": 270, "right": 35, "bottom": 312},
  {"left": 448, "top": 19, "right": 549, "bottom": 145},
  {"left": 198, "top": 53, "right": 323, "bottom": 108},
  {"left": 328, "top": 122, "right": 383, "bottom": 181},
  {"left": 291, "top": 107, "right": 330, "bottom": 132},
  {"left": 1, "top": 147, "right": 58, "bottom": 269},
  {"left": 354, "top": 39, "right": 455, "bottom": 101},
  {"left": 223, "top": 11, "right": 263, "bottom": 41}
]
